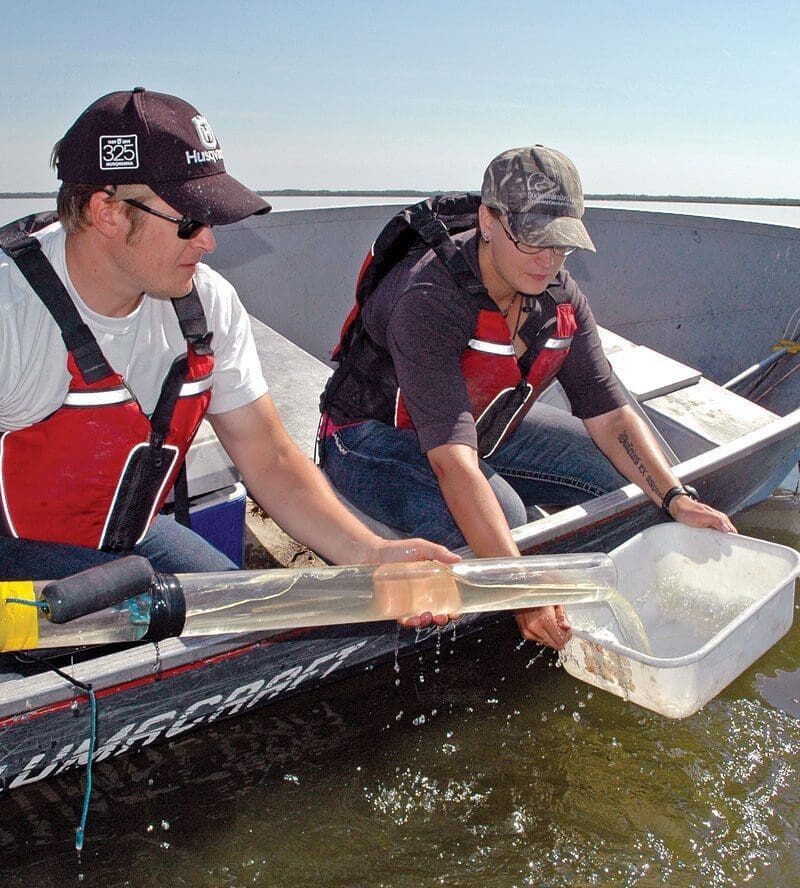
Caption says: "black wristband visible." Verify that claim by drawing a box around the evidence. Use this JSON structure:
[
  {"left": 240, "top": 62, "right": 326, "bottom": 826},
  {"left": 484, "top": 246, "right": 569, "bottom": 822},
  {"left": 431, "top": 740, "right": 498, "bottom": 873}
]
[{"left": 661, "top": 484, "right": 699, "bottom": 518}]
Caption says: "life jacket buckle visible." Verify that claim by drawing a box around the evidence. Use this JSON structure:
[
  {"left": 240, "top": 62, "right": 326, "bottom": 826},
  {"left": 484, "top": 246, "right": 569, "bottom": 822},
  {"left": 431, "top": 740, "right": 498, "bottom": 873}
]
[{"left": 2, "top": 234, "right": 41, "bottom": 260}]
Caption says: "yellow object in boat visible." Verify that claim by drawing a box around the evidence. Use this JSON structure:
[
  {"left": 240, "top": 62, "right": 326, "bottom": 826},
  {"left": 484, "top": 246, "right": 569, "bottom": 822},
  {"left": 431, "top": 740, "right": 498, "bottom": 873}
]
[{"left": 0, "top": 581, "right": 39, "bottom": 651}]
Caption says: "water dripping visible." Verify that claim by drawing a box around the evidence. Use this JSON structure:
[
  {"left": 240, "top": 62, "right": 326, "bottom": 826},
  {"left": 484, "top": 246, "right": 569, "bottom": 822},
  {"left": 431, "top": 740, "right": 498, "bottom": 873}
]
[
  {"left": 393, "top": 624, "right": 401, "bottom": 674},
  {"left": 393, "top": 623, "right": 402, "bottom": 686}
]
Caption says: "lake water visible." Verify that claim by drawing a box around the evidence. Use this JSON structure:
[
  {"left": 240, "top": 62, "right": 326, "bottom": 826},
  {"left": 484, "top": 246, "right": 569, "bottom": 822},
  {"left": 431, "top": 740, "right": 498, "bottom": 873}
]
[
  {"left": 0, "top": 195, "right": 799, "bottom": 886},
  {"left": 586, "top": 200, "right": 800, "bottom": 228},
  {"left": 0, "top": 195, "right": 427, "bottom": 226},
  {"left": 5, "top": 195, "right": 800, "bottom": 228},
  {"left": 0, "top": 505, "right": 797, "bottom": 887}
]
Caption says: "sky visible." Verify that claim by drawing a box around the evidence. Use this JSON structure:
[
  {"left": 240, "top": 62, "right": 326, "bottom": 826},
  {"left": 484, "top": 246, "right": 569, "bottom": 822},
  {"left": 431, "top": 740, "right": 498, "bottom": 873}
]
[{"left": 3, "top": 1, "right": 800, "bottom": 198}]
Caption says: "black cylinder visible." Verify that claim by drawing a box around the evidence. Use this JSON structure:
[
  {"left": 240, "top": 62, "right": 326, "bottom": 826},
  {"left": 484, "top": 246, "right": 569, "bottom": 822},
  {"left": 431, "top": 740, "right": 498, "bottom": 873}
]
[
  {"left": 42, "top": 556, "right": 156, "bottom": 624},
  {"left": 142, "top": 574, "right": 186, "bottom": 641}
]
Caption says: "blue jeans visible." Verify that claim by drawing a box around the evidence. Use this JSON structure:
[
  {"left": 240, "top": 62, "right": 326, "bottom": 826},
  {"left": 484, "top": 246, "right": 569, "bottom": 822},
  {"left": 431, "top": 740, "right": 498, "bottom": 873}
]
[
  {"left": 0, "top": 515, "right": 237, "bottom": 581},
  {"left": 321, "top": 403, "right": 626, "bottom": 550}
]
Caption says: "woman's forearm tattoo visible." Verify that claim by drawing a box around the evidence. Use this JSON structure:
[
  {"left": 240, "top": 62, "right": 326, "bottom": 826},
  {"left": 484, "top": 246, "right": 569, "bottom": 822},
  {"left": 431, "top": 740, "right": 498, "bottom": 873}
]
[{"left": 617, "top": 429, "right": 664, "bottom": 499}]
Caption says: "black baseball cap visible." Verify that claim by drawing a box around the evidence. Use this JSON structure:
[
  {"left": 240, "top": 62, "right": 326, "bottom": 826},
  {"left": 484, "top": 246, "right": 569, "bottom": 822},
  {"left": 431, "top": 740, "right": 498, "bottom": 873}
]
[{"left": 55, "top": 88, "right": 271, "bottom": 225}]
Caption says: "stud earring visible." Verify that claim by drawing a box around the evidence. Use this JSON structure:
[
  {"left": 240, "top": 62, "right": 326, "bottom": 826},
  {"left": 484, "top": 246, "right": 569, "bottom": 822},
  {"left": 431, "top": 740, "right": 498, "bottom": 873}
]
[{"left": 481, "top": 231, "right": 490, "bottom": 243}]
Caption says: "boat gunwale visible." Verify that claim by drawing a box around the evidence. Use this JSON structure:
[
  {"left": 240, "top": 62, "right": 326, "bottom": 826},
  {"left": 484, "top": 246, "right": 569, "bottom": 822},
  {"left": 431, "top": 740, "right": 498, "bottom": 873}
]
[{"left": 508, "top": 407, "right": 800, "bottom": 554}]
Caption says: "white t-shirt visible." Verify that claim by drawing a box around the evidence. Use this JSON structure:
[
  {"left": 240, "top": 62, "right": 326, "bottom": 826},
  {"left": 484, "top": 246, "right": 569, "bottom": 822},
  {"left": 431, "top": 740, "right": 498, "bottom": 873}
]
[{"left": 0, "top": 223, "right": 268, "bottom": 432}]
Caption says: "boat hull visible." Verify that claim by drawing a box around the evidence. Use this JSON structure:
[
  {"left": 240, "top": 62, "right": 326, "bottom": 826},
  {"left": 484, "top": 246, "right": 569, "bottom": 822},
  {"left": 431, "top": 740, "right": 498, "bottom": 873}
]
[{"left": 0, "top": 616, "right": 505, "bottom": 793}]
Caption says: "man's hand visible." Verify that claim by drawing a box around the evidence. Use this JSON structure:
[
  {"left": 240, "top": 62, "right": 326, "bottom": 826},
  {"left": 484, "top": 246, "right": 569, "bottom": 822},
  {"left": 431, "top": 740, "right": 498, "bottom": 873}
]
[
  {"left": 371, "top": 540, "right": 462, "bottom": 629},
  {"left": 372, "top": 539, "right": 460, "bottom": 567},
  {"left": 515, "top": 605, "right": 572, "bottom": 649}
]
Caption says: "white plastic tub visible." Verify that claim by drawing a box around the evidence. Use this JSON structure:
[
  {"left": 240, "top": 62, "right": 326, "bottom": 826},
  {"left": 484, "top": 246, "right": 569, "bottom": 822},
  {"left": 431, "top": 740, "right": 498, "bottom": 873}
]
[{"left": 560, "top": 524, "right": 800, "bottom": 718}]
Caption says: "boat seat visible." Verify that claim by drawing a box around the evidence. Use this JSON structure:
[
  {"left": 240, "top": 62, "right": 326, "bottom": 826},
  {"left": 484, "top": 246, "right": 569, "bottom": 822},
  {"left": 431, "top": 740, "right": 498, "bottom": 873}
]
[
  {"left": 539, "top": 326, "right": 703, "bottom": 415},
  {"left": 539, "top": 325, "right": 779, "bottom": 463},
  {"left": 597, "top": 325, "right": 779, "bottom": 453},
  {"left": 598, "top": 327, "right": 702, "bottom": 401}
]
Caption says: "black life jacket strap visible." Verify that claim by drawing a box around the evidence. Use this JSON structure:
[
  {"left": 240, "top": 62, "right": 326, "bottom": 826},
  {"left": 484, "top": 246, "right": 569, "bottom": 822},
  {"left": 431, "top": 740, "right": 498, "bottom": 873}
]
[
  {"left": 0, "top": 231, "right": 114, "bottom": 384},
  {"left": 167, "top": 289, "right": 213, "bottom": 524},
  {"left": 406, "top": 202, "right": 487, "bottom": 299},
  {"left": 149, "top": 356, "right": 189, "bottom": 439},
  {"left": 172, "top": 462, "right": 191, "bottom": 528},
  {"left": 172, "top": 287, "right": 214, "bottom": 355}
]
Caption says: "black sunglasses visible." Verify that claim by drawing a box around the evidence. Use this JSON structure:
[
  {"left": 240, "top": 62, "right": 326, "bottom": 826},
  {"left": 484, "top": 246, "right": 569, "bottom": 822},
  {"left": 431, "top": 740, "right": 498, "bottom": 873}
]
[
  {"left": 122, "top": 198, "right": 209, "bottom": 240},
  {"left": 497, "top": 217, "right": 574, "bottom": 258}
]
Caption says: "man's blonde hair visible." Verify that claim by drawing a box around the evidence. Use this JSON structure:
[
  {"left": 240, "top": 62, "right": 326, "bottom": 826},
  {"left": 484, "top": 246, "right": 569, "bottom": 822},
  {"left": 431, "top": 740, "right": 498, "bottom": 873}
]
[{"left": 50, "top": 139, "right": 155, "bottom": 237}]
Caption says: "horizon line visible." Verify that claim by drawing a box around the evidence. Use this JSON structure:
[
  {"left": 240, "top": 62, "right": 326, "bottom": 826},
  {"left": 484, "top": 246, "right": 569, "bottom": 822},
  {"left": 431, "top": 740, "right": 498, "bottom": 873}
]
[{"left": 2, "top": 190, "right": 800, "bottom": 206}]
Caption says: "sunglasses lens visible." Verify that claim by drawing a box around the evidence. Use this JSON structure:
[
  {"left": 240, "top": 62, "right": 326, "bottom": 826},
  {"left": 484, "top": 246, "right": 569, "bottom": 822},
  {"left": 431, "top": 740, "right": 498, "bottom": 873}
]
[{"left": 177, "top": 218, "right": 207, "bottom": 239}]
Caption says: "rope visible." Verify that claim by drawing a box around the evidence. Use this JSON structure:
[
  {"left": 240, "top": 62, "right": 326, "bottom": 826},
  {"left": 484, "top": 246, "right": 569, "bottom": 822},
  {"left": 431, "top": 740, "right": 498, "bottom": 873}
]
[
  {"left": 5, "top": 597, "right": 48, "bottom": 610},
  {"left": 75, "top": 686, "right": 97, "bottom": 852},
  {"left": 771, "top": 338, "right": 800, "bottom": 355},
  {"left": 739, "top": 307, "right": 800, "bottom": 398},
  {"left": 781, "top": 307, "right": 800, "bottom": 342},
  {"left": 13, "top": 652, "right": 98, "bottom": 851}
]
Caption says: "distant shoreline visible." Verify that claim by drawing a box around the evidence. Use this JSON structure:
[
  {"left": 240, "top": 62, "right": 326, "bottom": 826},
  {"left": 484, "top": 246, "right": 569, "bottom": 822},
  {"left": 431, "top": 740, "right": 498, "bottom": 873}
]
[{"left": 2, "top": 190, "right": 800, "bottom": 207}]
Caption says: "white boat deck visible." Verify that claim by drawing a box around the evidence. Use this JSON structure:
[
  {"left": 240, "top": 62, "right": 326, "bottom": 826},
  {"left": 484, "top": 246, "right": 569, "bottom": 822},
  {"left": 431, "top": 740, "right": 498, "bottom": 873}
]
[{"left": 599, "top": 327, "right": 778, "bottom": 451}]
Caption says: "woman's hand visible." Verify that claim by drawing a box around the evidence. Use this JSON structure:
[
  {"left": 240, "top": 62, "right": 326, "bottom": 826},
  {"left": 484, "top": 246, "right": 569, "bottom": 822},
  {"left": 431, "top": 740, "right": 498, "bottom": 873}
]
[{"left": 515, "top": 605, "right": 572, "bottom": 649}]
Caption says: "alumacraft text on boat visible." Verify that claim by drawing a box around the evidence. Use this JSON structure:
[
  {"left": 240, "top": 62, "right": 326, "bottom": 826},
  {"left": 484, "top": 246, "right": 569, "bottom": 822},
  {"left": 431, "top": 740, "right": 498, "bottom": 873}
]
[{"left": 1, "top": 639, "right": 369, "bottom": 791}]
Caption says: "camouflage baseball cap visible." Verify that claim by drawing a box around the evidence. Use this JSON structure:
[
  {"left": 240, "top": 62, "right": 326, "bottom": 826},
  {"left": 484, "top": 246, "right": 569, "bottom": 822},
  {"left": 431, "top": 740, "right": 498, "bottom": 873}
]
[{"left": 481, "top": 146, "right": 595, "bottom": 252}]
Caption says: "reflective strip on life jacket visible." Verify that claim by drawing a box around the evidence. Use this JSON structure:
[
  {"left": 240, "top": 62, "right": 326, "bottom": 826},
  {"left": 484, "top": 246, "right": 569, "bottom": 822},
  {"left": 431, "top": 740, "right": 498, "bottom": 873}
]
[
  {"left": 63, "top": 387, "right": 134, "bottom": 407},
  {"left": 542, "top": 336, "right": 572, "bottom": 351},
  {"left": 467, "top": 338, "right": 516, "bottom": 356},
  {"left": 0, "top": 433, "right": 18, "bottom": 538},
  {"left": 176, "top": 376, "right": 213, "bottom": 398},
  {"left": 63, "top": 376, "right": 211, "bottom": 407},
  {"left": 392, "top": 388, "right": 404, "bottom": 429}
]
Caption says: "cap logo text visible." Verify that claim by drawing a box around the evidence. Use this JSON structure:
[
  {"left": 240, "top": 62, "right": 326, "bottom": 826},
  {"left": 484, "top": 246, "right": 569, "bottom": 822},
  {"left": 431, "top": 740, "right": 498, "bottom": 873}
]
[
  {"left": 185, "top": 147, "right": 225, "bottom": 166},
  {"left": 517, "top": 170, "right": 575, "bottom": 211},
  {"left": 192, "top": 115, "right": 218, "bottom": 150},
  {"left": 99, "top": 135, "right": 139, "bottom": 171},
  {"left": 525, "top": 172, "right": 559, "bottom": 202}
]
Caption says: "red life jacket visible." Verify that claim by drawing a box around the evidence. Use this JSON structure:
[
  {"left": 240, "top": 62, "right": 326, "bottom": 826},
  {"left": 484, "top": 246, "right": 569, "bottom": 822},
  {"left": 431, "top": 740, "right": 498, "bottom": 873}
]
[
  {"left": 322, "top": 194, "right": 577, "bottom": 457},
  {"left": 394, "top": 301, "right": 576, "bottom": 456},
  {"left": 0, "top": 215, "right": 214, "bottom": 551}
]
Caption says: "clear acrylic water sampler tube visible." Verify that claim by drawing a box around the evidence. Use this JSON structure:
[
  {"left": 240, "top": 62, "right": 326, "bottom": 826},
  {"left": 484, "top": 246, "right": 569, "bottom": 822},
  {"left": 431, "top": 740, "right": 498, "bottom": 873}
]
[{"left": 0, "top": 553, "right": 617, "bottom": 651}]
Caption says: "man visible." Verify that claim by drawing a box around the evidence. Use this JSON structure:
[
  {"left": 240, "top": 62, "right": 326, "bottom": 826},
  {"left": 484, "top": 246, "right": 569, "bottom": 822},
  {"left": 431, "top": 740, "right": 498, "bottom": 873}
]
[
  {"left": 319, "top": 145, "right": 736, "bottom": 649},
  {"left": 0, "top": 87, "right": 455, "bottom": 617}
]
